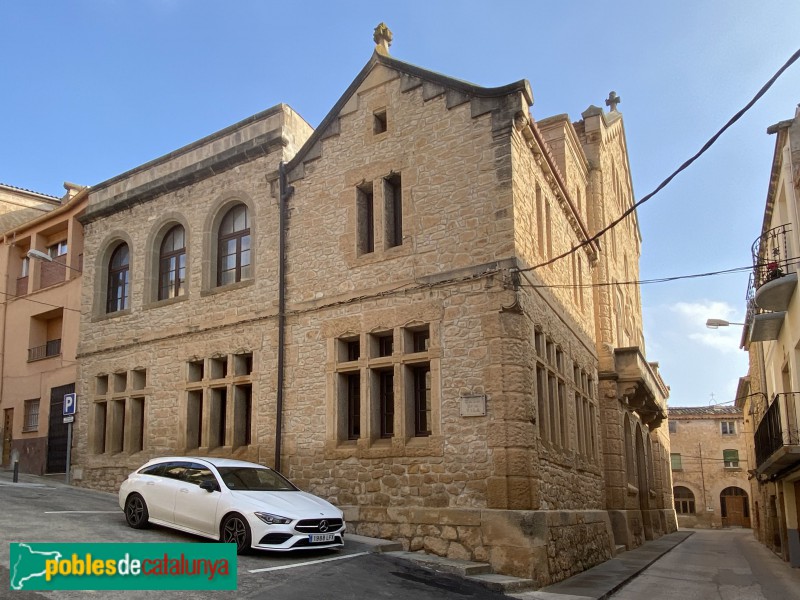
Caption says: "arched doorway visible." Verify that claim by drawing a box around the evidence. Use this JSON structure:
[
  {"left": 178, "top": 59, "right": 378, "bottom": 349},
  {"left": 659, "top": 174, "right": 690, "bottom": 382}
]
[{"left": 721, "top": 487, "right": 751, "bottom": 528}]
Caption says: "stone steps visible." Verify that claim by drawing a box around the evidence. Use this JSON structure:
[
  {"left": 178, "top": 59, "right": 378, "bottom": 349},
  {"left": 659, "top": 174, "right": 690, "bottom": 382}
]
[{"left": 382, "top": 550, "right": 536, "bottom": 592}]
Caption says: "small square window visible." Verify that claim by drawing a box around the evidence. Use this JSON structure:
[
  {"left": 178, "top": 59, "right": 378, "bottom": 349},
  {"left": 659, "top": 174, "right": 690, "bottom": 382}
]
[
  {"left": 668, "top": 420, "right": 677, "bottom": 434},
  {"left": 113, "top": 372, "right": 127, "bottom": 393},
  {"left": 412, "top": 330, "right": 429, "bottom": 353},
  {"left": 723, "top": 449, "right": 739, "bottom": 468},
  {"left": 373, "top": 110, "right": 387, "bottom": 134},
  {"left": 721, "top": 421, "right": 735, "bottom": 435},
  {"left": 95, "top": 375, "right": 109, "bottom": 395},
  {"left": 338, "top": 336, "right": 360, "bottom": 362},
  {"left": 131, "top": 369, "right": 147, "bottom": 391},
  {"left": 48, "top": 240, "right": 68, "bottom": 258},
  {"left": 210, "top": 356, "right": 228, "bottom": 380},
  {"left": 187, "top": 359, "right": 205, "bottom": 383},
  {"left": 234, "top": 353, "right": 253, "bottom": 376}
]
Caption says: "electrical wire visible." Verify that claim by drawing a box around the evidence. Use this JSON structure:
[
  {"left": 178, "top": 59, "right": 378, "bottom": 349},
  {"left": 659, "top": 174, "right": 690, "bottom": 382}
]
[{"left": 521, "top": 47, "right": 800, "bottom": 274}]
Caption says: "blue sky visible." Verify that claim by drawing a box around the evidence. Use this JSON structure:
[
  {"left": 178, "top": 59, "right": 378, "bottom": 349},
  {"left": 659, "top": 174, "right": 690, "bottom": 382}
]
[{"left": 2, "top": 1, "right": 799, "bottom": 407}]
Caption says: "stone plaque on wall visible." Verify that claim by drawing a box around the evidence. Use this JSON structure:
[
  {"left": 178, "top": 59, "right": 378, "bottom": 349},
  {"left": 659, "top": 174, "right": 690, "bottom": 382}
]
[{"left": 460, "top": 394, "right": 487, "bottom": 417}]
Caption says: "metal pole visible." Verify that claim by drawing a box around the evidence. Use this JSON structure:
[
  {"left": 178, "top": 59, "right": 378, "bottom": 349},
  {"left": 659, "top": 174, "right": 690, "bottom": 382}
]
[
  {"left": 12, "top": 459, "right": 18, "bottom": 483},
  {"left": 65, "top": 421, "right": 72, "bottom": 485}
]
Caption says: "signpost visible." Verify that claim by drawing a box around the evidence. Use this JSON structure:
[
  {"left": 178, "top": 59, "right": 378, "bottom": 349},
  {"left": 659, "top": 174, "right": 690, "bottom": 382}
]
[{"left": 63, "top": 393, "right": 76, "bottom": 484}]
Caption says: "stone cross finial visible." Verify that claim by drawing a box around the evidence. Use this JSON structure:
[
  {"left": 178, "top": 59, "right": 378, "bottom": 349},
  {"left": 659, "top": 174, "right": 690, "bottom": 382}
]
[
  {"left": 605, "top": 91, "right": 621, "bottom": 112},
  {"left": 373, "top": 22, "right": 393, "bottom": 55}
]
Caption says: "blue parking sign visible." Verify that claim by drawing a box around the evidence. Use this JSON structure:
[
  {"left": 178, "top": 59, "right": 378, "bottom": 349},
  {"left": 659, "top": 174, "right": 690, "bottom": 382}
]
[{"left": 63, "top": 393, "right": 77, "bottom": 415}]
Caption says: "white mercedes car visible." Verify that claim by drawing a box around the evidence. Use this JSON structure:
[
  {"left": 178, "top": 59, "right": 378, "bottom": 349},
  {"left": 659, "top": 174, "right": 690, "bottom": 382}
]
[{"left": 118, "top": 457, "right": 345, "bottom": 554}]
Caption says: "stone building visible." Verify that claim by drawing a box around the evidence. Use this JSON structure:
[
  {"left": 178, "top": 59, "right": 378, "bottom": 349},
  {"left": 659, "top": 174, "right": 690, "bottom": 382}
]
[
  {"left": 737, "top": 105, "right": 800, "bottom": 567},
  {"left": 0, "top": 183, "right": 86, "bottom": 473},
  {"left": 72, "top": 26, "right": 675, "bottom": 585},
  {"left": 668, "top": 406, "right": 751, "bottom": 528}
]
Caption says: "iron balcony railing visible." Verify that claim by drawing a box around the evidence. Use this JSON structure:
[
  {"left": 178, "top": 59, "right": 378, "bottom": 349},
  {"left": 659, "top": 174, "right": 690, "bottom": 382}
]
[
  {"left": 27, "top": 339, "right": 61, "bottom": 362},
  {"left": 754, "top": 392, "right": 800, "bottom": 467},
  {"left": 751, "top": 223, "right": 793, "bottom": 288}
]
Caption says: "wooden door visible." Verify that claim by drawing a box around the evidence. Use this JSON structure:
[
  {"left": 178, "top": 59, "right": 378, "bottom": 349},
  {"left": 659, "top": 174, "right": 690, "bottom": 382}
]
[
  {"left": 721, "top": 487, "right": 751, "bottom": 528},
  {"left": 2, "top": 408, "right": 12, "bottom": 465}
]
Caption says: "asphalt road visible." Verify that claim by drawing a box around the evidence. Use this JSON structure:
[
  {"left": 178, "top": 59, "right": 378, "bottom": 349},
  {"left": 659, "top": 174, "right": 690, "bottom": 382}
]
[
  {"left": 609, "top": 528, "right": 800, "bottom": 600},
  {"left": 0, "top": 476, "right": 505, "bottom": 599}
]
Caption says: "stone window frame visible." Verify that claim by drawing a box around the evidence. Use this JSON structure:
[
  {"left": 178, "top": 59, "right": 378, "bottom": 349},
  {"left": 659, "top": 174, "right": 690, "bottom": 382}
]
[
  {"left": 143, "top": 214, "right": 191, "bottom": 308},
  {"left": 201, "top": 194, "right": 256, "bottom": 295},
  {"left": 350, "top": 170, "right": 412, "bottom": 267},
  {"left": 720, "top": 420, "right": 736, "bottom": 435},
  {"left": 92, "top": 231, "right": 134, "bottom": 321},
  {"left": 533, "top": 329, "right": 570, "bottom": 452},
  {"left": 329, "top": 322, "right": 440, "bottom": 456},
  {"left": 573, "top": 366, "right": 597, "bottom": 461},
  {"left": 183, "top": 352, "right": 254, "bottom": 452},
  {"left": 90, "top": 369, "right": 149, "bottom": 455}
]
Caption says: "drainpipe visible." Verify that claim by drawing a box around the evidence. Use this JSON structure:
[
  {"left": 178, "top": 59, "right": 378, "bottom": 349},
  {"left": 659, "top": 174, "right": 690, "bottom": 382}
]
[{"left": 275, "top": 162, "right": 293, "bottom": 473}]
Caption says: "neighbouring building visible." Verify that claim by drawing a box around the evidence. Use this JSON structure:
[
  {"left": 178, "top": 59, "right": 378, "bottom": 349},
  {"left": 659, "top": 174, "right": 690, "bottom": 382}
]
[
  {"left": 668, "top": 406, "right": 751, "bottom": 528},
  {"left": 0, "top": 183, "right": 61, "bottom": 232},
  {"left": 0, "top": 183, "right": 87, "bottom": 474},
  {"left": 71, "top": 25, "right": 675, "bottom": 585},
  {"left": 738, "top": 105, "right": 800, "bottom": 567}
]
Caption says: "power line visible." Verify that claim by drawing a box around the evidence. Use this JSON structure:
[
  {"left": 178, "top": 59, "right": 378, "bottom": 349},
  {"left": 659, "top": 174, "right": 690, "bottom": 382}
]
[
  {"left": 519, "top": 256, "right": 800, "bottom": 289},
  {"left": 0, "top": 289, "right": 81, "bottom": 313},
  {"left": 522, "top": 47, "right": 800, "bottom": 274}
]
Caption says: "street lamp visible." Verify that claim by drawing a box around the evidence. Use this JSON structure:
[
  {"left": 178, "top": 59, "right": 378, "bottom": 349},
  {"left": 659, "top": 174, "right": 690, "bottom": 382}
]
[
  {"left": 705, "top": 318, "right": 745, "bottom": 329},
  {"left": 26, "top": 249, "right": 82, "bottom": 272}
]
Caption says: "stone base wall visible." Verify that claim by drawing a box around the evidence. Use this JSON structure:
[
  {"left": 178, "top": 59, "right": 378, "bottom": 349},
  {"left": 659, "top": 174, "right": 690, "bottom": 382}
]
[
  {"left": 346, "top": 506, "right": 614, "bottom": 587},
  {"left": 608, "top": 508, "right": 677, "bottom": 550}
]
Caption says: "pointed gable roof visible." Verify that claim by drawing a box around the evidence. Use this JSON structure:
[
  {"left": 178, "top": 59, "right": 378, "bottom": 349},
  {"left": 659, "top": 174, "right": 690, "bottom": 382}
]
[{"left": 285, "top": 49, "right": 533, "bottom": 180}]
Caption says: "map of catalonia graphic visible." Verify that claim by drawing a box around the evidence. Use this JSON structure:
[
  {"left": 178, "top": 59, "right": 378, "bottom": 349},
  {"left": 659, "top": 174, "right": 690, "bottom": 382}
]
[{"left": 10, "top": 543, "right": 63, "bottom": 590}]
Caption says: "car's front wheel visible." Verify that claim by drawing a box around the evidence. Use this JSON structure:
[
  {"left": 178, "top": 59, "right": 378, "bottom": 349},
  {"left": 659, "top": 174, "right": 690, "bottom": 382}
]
[
  {"left": 221, "top": 513, "right": 251, "bottom": 554},
  {"left": 124, "top": 493, "right": 150, "bottom": 529}
]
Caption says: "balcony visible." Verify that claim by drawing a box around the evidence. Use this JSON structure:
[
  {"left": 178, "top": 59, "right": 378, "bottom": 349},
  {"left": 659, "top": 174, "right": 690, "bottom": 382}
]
[
  {"left": 27, "top": 339, "right": 62, "bottom": 362},
  {"left": 744, "top": 276, "right": 785, "bottom": 344},
  {"left": 752, "top": 224, "right": 797, "bottom": 312},
  {"left": 755, "top": 392, "right": 800, "bottom": 477},
  {"left": 603, "top": 346, "right": 669, "bottom": 429}
]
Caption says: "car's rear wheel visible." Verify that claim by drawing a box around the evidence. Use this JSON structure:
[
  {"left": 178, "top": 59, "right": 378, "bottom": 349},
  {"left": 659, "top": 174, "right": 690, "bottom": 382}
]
[
  {"left": 221, "top": 513, "right": 251, "bottom": 554},
  {"left": 124, "top": 493, "right": 150, "bottom": 529}
]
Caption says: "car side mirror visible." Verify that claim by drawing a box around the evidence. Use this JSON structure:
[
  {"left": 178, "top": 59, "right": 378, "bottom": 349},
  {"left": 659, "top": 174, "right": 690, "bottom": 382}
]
[{"left": 199, "top": 480, "right": 218, "bottom": 493}]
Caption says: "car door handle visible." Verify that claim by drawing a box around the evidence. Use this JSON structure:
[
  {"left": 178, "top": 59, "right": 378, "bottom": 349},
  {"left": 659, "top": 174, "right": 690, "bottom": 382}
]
[
  {"left": 146, "top": 481, "right": 155, "bottom": 486},
  {"left": 179, "top": 488, "right": 189, "bottom": 493}
]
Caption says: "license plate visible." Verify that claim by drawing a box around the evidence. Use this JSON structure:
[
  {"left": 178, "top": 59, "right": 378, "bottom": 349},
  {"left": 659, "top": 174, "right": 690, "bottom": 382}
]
[{"left": 309, "top": 533, "right": 335, "bottom": 543}]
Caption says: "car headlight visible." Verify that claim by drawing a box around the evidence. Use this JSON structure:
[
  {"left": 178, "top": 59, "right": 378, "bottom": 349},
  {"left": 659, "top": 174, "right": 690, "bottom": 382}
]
[{"left": 255, "top": 512, "right": 293, "bottom": 525}]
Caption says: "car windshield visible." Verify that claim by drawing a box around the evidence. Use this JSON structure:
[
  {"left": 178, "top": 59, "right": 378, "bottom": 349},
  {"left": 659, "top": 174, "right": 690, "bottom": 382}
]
[{"left": 216, "top": 467, "right": 298, "bottom": 492}]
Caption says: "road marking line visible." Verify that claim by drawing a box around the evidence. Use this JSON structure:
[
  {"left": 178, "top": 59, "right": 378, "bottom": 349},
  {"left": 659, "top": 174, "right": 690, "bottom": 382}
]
[
  {"left": 248, "top": 551, "right": 369, "bottom": 573},
  {"left": 44, "top": 510, "right": 119, "bottom": 514}
]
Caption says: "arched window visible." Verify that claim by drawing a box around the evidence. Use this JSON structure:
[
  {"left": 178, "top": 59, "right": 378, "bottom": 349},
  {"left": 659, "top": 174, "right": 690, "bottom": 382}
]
[
  {"left": 158, "top": 225, "right": 186, "bottom": 300},
  {"left": 217, "top": 204, "right": 251, "bottom": 286},
  {"left": 673, "top": 486, "right": 695, "bottom": 514},
  {"left": 107, "top": 244, "right": 130, "bottom": 313}
]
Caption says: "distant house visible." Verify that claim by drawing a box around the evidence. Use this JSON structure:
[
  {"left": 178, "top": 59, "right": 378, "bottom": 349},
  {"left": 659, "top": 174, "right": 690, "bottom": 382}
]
[
  {"left": 738, "top": 105, "right": 800, "bottom": 567},
  {"left": 0, "top": 183, "right": 86, "bottom": 474},
  {"left": 668, "top": 406, "right": 750, "bottom": 528}
]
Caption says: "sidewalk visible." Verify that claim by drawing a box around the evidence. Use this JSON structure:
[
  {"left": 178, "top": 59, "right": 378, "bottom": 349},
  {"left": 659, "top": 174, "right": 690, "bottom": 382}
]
[{"left": 510, "top": 531, "right": 693, "bottom": 600}]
